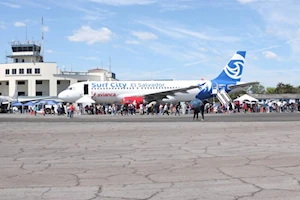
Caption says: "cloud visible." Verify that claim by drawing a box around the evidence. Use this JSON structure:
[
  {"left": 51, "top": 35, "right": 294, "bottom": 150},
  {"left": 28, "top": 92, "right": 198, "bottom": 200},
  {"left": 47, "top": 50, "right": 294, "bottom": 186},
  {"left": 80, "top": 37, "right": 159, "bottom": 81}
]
[
  {"left": 0, "top": 21, "right": 6, "bottom": 29},
  {"left": 132, "top": 31, "right": 158, "bottom": 40},
  {"left": 138, "top": 20, "right": 239, "bottom": 42},
  {"left": 125, "top": 40, "right": 140, "bottom": 45},
  {"left": 0, "top": 2, "right": 21, "bottom": 8},
  {"left": 138, "top": 20, "right": 186, "bottom": 39},
  {"left": 237, "top": 0, "right": 257, "bottom": 3},
  {"left": 249, "top": 45, "right": 282, "bottom": 53},
  {"left": 90, "top": 0, "right": 155, "bottom": 6},
  {"left": 14, "top": 22, "right": 26, "bottom": 27},
  {"left": 198, "top": 47, "right": 208, "bottom": 52},
  {"left": 46, "top": 50, "right": 54, "bottom": 53},
  {"left": 262, "top": 51, "right": 278, "bottom": 59},
  {"left": 42, "top": 26, "right": 49, "bottom": 32},
  {"left": 174, "top": 28, "right": 240, "bottom": 42},
  {"left": 77, "top": 6, "right": 115, "bottom": 21},
  {"left": 21, "top": 0, "right": 50, "bottom": 9},
  {"left": 244, "top": 63, "right": 300, "bottom": 87},
  {"left": 51, "top": 2, "right": 115, "bottom": 21},
  {"left": 68, "top": 26, "right": 113, "bottom": 44},
  {"left": 148, "top": 42, "right": 207, "bottom": 61},
  {"left": 244, "top": 1, "right": 300, "bottom": 62},
  {"left": 184, "top": 59, "right": 210, "bottom": 67},
  {"left": 159, "top": 2, "right": 193, "bottom": 12}
]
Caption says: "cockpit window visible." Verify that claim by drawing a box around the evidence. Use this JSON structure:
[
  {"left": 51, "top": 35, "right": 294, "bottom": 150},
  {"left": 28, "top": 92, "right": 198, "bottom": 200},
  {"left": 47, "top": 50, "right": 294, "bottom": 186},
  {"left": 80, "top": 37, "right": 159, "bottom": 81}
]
[{"left": 68, "top": 87, "right": 72, "bottom": 90}]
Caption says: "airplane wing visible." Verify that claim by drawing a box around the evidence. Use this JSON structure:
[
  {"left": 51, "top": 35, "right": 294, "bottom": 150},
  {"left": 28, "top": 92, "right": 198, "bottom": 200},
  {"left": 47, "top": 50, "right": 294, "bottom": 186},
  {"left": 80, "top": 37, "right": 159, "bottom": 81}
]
[
  {"left": 228, "top": 81, "right": 259, "bottom": 92},
  {"left": 0, "top": 96, "right": 59, "bottom": 103},
  {"left": 119, "top": 85, "right": 199, "bottom": 102},
  {"left": 1, "top": 85, "right": 60, "bottom": 104}
]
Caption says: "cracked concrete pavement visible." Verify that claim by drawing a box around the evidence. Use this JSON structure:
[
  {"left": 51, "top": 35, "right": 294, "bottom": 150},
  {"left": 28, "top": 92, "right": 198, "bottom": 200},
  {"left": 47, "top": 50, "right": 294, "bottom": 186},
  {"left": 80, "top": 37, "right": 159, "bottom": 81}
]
[{"left": 1, "top": 114, "right": 300, "bottom": 199}]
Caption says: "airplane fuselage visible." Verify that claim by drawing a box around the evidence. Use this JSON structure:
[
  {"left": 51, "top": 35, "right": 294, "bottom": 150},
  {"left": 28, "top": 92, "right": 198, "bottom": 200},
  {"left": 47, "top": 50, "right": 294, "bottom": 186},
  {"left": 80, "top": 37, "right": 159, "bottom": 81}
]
[
  {"left": 58, "top": 51, "right": 247, "bottom": 104},
  {"left": 60, "top": 79, "right": 232, "bottom": 104},
  {"left": 91, "top": 80, "right": 206, "bottom": 103}
]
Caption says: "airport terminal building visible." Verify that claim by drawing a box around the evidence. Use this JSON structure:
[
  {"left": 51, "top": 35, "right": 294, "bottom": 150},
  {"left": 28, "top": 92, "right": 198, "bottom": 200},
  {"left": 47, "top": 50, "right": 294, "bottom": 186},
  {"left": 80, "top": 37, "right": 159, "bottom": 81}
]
[{"left": 0, "top": 41, "right": 116, "bottom": 97}]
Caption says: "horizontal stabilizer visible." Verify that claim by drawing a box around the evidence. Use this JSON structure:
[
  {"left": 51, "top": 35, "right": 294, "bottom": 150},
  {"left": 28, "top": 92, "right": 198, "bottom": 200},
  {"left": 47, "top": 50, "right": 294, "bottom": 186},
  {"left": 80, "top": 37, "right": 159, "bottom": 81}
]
[{"left": 228, "top": 81, "right": 259, "bottom": 91}]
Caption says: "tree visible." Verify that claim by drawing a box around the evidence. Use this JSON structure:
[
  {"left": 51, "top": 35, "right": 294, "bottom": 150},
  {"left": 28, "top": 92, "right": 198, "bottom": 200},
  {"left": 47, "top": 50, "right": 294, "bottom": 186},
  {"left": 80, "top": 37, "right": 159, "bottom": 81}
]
[
  {"left": 229, "top": 89, "right": 247, "bottom": 99},
  {"left": 282, "top": 83, "right": 296, "bottom": 93},
  {"left": 266, "top": 87, "right": 276, "bottom": 94},
  {"left": 248, "top": 83, "right": 265, "bottom": 94},
  {"left": 295, "top": 86, "right": 300, "bottom": 93},
  {"left": 275, "top": 82, "right": 296, "bottom": 94}
]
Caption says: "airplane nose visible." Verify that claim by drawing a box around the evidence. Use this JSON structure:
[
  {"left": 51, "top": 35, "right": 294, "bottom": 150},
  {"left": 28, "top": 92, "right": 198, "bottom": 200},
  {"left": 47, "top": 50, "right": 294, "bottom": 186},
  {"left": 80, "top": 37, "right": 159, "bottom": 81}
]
[
  {"left": 58, "top": 91, "right": 66, "bottom": 100},
  {"left": 58, "top": 90, "right": 81, "bottom": 102},
  {"left": 58, "top": 90, "right": 74, "bottom": 102}
]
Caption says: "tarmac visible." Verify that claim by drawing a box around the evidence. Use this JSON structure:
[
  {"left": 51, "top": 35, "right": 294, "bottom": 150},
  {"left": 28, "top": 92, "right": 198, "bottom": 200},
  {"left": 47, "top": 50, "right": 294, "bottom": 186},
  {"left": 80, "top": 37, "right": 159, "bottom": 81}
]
[{"left": 0, "top": 112, "right": 300, "bottom": 199}]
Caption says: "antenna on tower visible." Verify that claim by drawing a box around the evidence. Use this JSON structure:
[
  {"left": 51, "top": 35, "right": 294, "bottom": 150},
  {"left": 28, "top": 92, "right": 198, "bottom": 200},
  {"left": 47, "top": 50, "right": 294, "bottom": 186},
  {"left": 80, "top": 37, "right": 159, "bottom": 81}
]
[
  {"left": 41, "top": 17, "right": 44, "bottom": 61},
  {"left": 109, "top": 56, "right": 111, "bottom": 72}
]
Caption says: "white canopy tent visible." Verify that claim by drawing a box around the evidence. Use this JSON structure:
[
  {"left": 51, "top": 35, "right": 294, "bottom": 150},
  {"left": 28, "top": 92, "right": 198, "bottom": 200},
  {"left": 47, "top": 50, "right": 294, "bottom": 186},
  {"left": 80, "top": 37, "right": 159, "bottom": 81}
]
[
  {"left": 234, "top": 94, "right": 259, "bottom": 104},
  {"left": 75, "top": 96, "right": 95, "bottom": 104}
]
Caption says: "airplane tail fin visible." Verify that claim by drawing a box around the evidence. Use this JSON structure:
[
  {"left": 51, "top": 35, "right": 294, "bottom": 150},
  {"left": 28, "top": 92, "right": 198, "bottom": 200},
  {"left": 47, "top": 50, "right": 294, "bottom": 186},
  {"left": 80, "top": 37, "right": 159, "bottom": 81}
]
[
  {"left": 12, "top": 86, "right": 18, "bottom": 101},
  {"left": 213, "top": 51, "right": 246, "bottom": 83}
]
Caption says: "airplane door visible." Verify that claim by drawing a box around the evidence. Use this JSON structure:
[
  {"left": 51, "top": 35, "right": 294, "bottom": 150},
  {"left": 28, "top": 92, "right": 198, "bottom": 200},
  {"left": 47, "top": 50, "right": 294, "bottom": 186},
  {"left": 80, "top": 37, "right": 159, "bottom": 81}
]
[
  {"left": 212, "top": 82, "right": 218, "bottom": 95},
  {"left": 84, "top": 84, "right": 89, "bottom": 95}
]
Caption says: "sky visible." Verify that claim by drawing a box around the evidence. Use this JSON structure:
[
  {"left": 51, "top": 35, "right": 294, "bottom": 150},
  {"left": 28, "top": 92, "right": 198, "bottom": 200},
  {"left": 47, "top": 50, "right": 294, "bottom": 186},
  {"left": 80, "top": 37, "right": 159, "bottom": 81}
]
[{"left": 1, "top": 0, "right": 300, "bottom": 87}]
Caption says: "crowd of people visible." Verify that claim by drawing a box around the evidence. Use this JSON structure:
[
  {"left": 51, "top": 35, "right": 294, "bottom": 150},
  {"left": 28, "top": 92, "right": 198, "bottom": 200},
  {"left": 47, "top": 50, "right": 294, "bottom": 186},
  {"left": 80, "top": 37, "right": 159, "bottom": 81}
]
[
  {"left": 66, "top": 101, "right": 207, "bottom": 120},
  {"left": 25, "top": 99, "right": 300, "bottom": 120},
  {"left": 78, "top": 102, "right": 188, "bottom": 116},
  {"left": 215, "top": 101, "right": 300, "bottom": 114}
]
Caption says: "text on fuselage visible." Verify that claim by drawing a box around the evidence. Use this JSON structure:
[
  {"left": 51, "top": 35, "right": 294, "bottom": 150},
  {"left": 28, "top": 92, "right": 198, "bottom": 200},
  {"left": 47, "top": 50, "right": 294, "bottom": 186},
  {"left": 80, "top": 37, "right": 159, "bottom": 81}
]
[
  {"left": 92, "top": 92, "right": 116, "bottom": 97},
  {"left": 92, "top": 82, "right": 165, "bottom": 89}
]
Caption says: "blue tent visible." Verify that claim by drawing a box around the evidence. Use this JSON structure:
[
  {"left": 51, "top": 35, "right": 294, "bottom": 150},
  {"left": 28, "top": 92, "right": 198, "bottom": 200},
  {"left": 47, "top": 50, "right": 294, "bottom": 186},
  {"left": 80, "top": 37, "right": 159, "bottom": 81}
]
[
  {"left": 46, "top": 100, "right": 57, "bottom": 105},
  {"left": 12, "top": 102, "right": 23, "bottom": 106},
  {"left": 24, "top": 101, "right": 34, "bottom": 106},
  {"left": 35, "top": 100, "right": 58, "bottom": 105}
]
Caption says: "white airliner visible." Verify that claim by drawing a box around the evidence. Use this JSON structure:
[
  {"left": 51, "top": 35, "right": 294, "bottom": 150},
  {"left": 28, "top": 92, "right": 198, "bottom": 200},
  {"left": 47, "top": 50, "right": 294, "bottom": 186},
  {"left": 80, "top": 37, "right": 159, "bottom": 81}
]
[{"left": 58, "top": 51, "right": 257, "bottom": 104}]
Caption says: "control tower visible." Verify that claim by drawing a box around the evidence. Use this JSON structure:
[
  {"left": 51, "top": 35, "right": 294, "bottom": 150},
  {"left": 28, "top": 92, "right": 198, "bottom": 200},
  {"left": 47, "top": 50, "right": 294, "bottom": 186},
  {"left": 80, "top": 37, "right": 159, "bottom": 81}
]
[{"left": 6, "top": 41, "right": 43, "bottom": 63}]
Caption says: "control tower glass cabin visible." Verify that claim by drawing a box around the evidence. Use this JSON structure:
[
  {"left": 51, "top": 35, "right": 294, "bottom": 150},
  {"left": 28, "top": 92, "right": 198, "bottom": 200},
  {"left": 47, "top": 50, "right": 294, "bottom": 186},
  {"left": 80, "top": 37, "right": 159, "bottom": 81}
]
[{"left": 7, "top": 42, "right": 43, "bottom": 63}]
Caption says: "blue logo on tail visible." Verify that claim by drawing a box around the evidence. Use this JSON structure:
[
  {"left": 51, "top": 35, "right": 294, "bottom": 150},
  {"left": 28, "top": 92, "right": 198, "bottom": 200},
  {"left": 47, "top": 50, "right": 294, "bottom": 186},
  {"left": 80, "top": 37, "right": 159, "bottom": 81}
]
[
  {"left": 224, "top": 60, "right": 244, "bottom": 80},
  {"left": 213, "top": 51, "right": 246, "bottom": 83}
]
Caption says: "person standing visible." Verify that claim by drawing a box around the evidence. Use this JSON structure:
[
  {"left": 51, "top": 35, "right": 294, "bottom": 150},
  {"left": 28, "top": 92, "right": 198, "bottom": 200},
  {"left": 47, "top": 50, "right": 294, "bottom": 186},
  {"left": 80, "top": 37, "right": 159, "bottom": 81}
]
[
  {"left": 43, "top": 105, "right": 46, "bottom": 116},
  {"left": 163, "top": 103, "right": 169, "bottom": 115},
  {"left": 66, "top": 104, "right": 70, "bottom": 118},
  {"left": 34, "top": 105, "right": 38, "bottom": 116},
  {"left": 175, "top": 102, "right": 181, "bottom": 116},
  {"left": 69, "top": 104, "right": 75, "bottom": 118},
  {"left": 193, "top": 106, "right": 200, "bottom": 120},
  {"left": 200, "top": 103, "right": 205, "bottom": 121}
]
